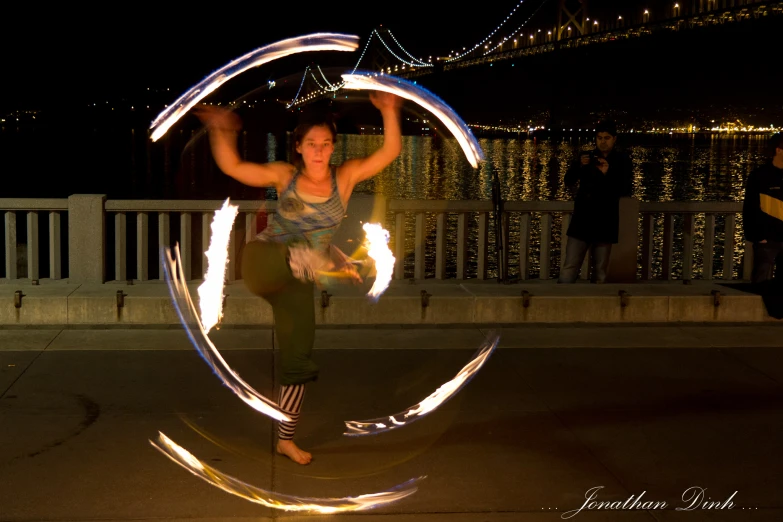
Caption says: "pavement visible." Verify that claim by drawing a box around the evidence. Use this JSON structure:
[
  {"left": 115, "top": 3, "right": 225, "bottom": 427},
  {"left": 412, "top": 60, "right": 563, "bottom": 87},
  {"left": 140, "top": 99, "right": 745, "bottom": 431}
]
[{"left": 1, "top": 324, "right": 783, "bottom": 521}]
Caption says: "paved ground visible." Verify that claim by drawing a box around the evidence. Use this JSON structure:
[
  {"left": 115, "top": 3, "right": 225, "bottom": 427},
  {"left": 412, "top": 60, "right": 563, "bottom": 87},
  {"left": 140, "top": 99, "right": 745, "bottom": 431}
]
[{"left": 1, "top": 325, "right": 783, "bottom": 521}]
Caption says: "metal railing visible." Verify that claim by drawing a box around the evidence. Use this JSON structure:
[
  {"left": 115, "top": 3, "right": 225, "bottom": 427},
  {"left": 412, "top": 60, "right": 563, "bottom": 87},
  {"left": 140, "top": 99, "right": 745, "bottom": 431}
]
[{"left": 0, "top": 195, "right": 751, "bottom": 283}]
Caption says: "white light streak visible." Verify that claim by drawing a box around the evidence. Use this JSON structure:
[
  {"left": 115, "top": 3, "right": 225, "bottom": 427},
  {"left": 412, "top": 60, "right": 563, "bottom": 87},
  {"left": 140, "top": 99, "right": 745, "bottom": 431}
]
[
  {"left": 341, "top": 73, "right": 485, "bottom": 168},
  {"left": 363, "top": 223, "right": 394, "bottom": 302},
  {"left": 199, "top": 199, "right": 238, "bottom": 333},
  {"left": 149, "top": 33, "right": 359, "bottom": 141},
  {"left": 161, "top": 245, "right": 290, "bottom": 422},
  {"left": 344, "top": 331, "right": 501, "bottom": 436},
  {"left": 151, "top": 432, "right": 422, "bottom": 513}
]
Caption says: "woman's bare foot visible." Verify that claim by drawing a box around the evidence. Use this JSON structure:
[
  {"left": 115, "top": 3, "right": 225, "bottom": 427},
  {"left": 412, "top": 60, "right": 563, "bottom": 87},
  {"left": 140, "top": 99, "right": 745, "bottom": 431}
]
[{"left": 276, "top": 439, "right": 312, "bottom": 465}]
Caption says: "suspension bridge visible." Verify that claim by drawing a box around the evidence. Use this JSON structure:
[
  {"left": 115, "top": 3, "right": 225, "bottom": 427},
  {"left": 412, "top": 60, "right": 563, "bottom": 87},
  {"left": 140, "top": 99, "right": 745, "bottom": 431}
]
[{"left": 284, "top": 0, "right": 782, "bottom": 108}]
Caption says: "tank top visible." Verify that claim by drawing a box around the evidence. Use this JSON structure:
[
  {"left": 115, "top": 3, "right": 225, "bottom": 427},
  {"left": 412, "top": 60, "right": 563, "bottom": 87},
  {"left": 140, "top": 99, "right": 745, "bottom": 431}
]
[{"left": 257, "top": 166, "right": 345, "bottom": 254}]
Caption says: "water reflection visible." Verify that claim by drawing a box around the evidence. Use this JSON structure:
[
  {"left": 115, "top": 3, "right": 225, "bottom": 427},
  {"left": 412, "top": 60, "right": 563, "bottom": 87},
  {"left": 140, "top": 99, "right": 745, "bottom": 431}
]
[
  {"left": 345, "top": 133, "right": 769, "bottom": 280},
  {"left": 1, "top": 125, "right": 770, "bottom": 280}
]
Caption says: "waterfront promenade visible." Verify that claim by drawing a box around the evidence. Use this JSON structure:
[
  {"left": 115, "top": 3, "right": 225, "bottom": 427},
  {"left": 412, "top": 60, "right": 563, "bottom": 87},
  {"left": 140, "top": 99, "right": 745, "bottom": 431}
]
[
  {"left": 3, "top": 199, "right": 783, "bottom": 520},
  {"left": 2, "top": 278, "right": 782, "bottom": 326},
  {"left": 1, "top": 321, "right": 783, "bottom": 521}
]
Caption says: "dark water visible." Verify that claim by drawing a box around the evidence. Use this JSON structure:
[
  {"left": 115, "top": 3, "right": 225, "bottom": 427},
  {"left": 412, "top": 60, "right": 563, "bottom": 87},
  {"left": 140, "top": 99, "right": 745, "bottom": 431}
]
[
  {"left": 0, "top": 124, "right": 770, "bottom": 202},
  {"left": 0, "top": 125, "right": 772, "bottom": 280}
]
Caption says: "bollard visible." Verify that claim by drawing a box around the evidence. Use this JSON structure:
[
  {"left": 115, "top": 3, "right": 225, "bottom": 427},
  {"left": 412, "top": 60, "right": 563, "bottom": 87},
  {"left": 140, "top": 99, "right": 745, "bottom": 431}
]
[
  {"left": 14, "top": 291, "right": 25, "bottom": 309},
  {"left": 521, "top": 290, "right": 531, "bottom": 308},
  {"left": 710, "top": 290, "right": 721, "bottom": 307},
  {"left": 420, "top": 290, "right": 431, "bottom": 308},
  {"left": 618, "top": 290, "right": 630, "bottom": 308},
  {"left": 116, "top": 290, "right": 127, "bottom": 309},
  {"left": 321, "top": 290, "right": 332, "bottom": 308}
]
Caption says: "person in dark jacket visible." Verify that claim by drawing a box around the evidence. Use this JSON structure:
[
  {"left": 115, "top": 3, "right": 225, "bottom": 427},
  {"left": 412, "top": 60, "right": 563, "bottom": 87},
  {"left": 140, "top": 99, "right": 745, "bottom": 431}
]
[
  {"left": 742, "top": 132, "right": 783, "bottom": 284},
  {"left": 558, "top": 120, "right": 633, "bottom": 283}
]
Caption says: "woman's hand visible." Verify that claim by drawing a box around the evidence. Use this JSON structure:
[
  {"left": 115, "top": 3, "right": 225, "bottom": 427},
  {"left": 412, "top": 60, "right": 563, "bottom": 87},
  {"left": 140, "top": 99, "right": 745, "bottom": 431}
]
[
  {"left": 193, "top": 105, "right": 242, "bottom": 132},
  {"left": 369, "top": 91, "right": 403, "bottom": 112}
]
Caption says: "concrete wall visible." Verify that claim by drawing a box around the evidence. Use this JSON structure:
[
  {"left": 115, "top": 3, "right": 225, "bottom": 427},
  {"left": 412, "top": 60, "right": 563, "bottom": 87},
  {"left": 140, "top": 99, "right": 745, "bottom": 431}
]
[{"left": 1, "top": 282, "right": 779, "bottom": 327}]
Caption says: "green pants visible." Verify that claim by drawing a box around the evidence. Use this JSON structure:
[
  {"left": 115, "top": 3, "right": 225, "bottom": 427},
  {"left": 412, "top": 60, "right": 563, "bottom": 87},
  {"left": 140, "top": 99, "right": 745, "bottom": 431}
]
[{"left": 241, "top": 240, "right": 318, "bottom": 386}]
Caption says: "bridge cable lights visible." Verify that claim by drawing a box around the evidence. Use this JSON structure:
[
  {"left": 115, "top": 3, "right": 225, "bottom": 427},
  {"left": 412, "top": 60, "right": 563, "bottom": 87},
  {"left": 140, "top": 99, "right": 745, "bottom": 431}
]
[
  {"left": 286, "top": 66, "right": 311, "bottom": 108},
  {"left": 447, "top": 0, "right": 526, "bottom": 62},
  {"left": 288, "top": 64, "right": 348, "bottom": 108},
  {"left": 484, "top": 0, "right": 553, "bottom": 56},
  {"left": 371, "top": 29, "right": 434, "bottom": 68},
  {"left": 291, "top": 76, "right": 337, "bottom": 108},
  {"left": 387, "top": 30, "right": 430, "bottom": 66},
  {"left": 316, "top": 65, "right": 342, "bottom": 91},
  {"left": 351, "top": 32, "right": 376, "bottom": 73},
  {"left": 310, "top": 69, "right": 341, "bottom": 93}
]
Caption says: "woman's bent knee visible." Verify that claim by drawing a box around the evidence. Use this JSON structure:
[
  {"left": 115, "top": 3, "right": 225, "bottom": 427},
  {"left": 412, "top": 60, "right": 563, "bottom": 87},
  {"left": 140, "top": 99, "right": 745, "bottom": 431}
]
[{"left": 242, "top": 240, "right": 290, "bottom": 295}]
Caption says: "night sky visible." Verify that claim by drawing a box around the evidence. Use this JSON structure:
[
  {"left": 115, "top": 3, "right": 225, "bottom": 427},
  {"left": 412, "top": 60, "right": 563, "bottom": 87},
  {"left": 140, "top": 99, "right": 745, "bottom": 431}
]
[
  {"left": 1, "top": 0, "right": 781, "bottom": 120},
  {"left": 2, "top": 0, "right": 780, "bottom": 199},
  {"left": 1, "top": 0, "right": 535, "bottom": 110}
]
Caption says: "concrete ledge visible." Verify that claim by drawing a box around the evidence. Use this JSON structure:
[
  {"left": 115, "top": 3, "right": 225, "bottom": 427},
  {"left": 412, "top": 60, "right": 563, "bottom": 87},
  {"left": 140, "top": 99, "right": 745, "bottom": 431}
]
[
  {"left": 668, "top": 294, "right": 772, "bottom": 322},
  {"left": 0, "top": 294, "right": 69, "bottom": 325},
  {"left": 219, "top": 297, "right": 274, "bottom": 326},
  {"left": 0, "top": 285, "right": 73, "bottom": 325},
  {"left": 316, "top": 295, "right": 476, "bottom": 325},
  {"left": 474, "top": 295, "right": 672, "bottom": 323},
  {"left": 1, "top": 280, "right": 782, "bottom": 326}
]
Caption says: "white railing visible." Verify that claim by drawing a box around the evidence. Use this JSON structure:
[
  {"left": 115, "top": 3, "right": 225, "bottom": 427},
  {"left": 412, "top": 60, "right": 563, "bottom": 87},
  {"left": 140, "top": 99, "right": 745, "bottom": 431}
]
[
  {"left": 0, "top": 195, "right": 751, "bottom": 283},
  {"left": 388, "top": 200, "right": 749, "bottom": 281},
  {"left": 104, "top": 200, "right": 277, "bottom": 282},
  {"left": 0, "top": 199, "right": 67, "bottom": 281},
  {"left": 638, "top": 201, "right": 748, "bottom": 281}
]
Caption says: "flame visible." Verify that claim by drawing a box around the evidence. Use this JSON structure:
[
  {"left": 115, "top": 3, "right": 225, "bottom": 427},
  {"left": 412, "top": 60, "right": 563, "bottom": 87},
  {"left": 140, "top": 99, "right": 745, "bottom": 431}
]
[
  {"left": 344, "top": 331, "right": 500, "bottom": 436},
  {"left": 341, "top": 73, "right": 485, "bottom": 169},
  {"left": 161, "top": 245, "right": 290, "bottom": 422},
  {"left": 151, "top": 432, "right": 422, "bottom": 512},
  {"left": 149, "top": 33, "right": 359, "bottom": 141},
  {"left": 198, "top": 198, "right": 238, "bottom": 334},
  {"left": 362, "top": 222, "right": 394, "bottom": 302}
]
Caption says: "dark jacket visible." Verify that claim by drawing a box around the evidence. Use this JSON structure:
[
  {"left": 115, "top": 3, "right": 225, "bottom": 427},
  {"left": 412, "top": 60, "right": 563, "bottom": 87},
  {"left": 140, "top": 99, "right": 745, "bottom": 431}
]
[
  {"left": 742, "top": 161, "right": 783, "bottom": 243},
  {"left": 565, "top": 148, "right": 633, "bottom": 244}
]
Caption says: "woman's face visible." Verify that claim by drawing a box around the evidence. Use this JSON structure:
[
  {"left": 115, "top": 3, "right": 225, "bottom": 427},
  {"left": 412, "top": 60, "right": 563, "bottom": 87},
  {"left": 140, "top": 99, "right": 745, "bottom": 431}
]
[{"left": 296, "top": 125, "right": 335, "bottom": 169}]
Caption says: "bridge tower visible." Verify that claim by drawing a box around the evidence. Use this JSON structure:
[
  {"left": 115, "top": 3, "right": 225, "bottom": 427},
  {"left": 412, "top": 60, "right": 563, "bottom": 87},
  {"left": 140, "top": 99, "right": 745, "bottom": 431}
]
[
  {"left": 557, "top": 0, "right": 588, "bottom": 40},
  {"left": 367, "top": 27, "right": 394, "bottom": 74}
]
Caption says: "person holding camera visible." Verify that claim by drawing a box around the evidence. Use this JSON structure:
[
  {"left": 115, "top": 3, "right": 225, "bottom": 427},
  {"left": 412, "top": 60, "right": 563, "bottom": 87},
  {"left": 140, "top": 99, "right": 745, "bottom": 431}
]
[
  {"left": 743, "top": 132, "right": 783, "bottom": 285},
  {"left": 558, "top": 120, "right": 634, "bottom": 283}
]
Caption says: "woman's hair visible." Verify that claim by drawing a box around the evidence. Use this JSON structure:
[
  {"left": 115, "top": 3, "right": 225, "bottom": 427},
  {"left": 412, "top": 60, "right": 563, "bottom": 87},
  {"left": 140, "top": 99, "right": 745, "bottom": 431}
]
[{"left": 290, "top": 107, "right": 338, "bottom": 167}]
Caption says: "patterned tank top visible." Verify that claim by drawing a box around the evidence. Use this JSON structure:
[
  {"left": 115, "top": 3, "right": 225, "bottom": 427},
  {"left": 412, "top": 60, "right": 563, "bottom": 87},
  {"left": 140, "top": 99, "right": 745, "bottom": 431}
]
[{"left": 257, "top": 166, "right": 345, "bottom": 254}]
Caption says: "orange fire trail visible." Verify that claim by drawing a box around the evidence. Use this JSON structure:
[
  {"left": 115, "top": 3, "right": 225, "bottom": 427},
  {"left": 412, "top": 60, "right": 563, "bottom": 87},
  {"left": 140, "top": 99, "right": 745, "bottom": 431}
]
[{"left": 151, "top": 432, "right": 422, "bottom": 513}]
